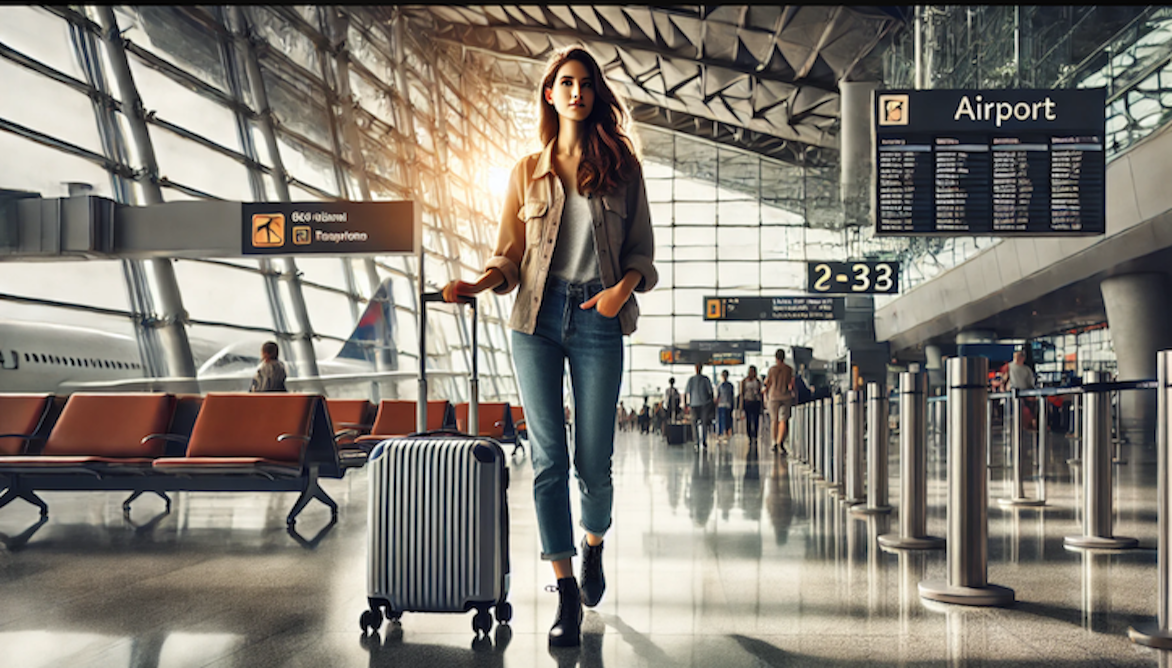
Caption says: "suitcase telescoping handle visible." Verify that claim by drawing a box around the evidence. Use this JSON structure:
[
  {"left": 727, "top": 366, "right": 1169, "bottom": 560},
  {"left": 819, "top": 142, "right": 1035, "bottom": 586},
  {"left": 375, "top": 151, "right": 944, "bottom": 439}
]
[{"left": 419, "top": 291, "right": 478, "bottom": 435}]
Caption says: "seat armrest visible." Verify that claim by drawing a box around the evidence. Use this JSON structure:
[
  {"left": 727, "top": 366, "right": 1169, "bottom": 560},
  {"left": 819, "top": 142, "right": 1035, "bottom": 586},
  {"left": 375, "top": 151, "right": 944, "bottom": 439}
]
[
  {"left": 141, "top": 433, "right": 190, "bottom": 445},
  {"left": 335, "top": 428, "right": 360, "bottom": 439},
  {"left": 0, "top": 433, "right": 40, "bottom": 440},
  {"left": 277, "top": 434, "right": 311, "bottom": 443},
  {"left": 335, "top": 421, "right": 372, "bottom": 430}
]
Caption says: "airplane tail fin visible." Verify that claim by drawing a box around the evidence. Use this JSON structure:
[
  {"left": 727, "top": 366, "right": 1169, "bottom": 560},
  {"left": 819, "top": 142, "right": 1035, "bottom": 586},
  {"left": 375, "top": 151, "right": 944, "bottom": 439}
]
[{"left": 334, "top": 278, "right": 396, "bottom": 365}]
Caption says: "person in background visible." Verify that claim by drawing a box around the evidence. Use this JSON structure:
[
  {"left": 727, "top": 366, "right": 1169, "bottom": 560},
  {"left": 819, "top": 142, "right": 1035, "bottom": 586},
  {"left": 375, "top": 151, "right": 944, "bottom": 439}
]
[
  {"left": 739, "top": 365, "right": 764, "bottom": 446},
  {"left": 249, "top": 341, "right": 287, "bottom": 392},
  {"left": 685, "top": 363, "right": 715, "bottom": 449},
  {"left": 716, "top": 369, "right": 735, "bottom": 444},
  {"left": 664, "top": 377, "right": 681, "bottom": 423},
  {"left": 1007, "top": 349, "right": 1037, "bottom": 430},
  {"left": 763, "top": 349, "right": 794, "bottom": 455},
  {"left": 638, "top": 396, "right": 651, "bottom": 433}
]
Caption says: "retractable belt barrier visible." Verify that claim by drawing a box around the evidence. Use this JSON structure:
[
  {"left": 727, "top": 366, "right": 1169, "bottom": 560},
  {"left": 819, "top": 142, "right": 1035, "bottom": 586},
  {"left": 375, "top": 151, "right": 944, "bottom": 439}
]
[
  {"left": 1064, "top": 371, "right": 1139, "bottom": 550},
  {"left": 844, "top": 390, "right": 865, "bottom": 505},
  {"left": 854, "top": 382, "right": 892, "bottom": 515},
  {"left": 919, "top": 357, "right": 1015, "bottom": 606},
  {"left": 1129, "top": 349, "right": 1172, "bottom": 648},
  {"left": 879, "top": 372, "right": 944, "bottom": 550}
]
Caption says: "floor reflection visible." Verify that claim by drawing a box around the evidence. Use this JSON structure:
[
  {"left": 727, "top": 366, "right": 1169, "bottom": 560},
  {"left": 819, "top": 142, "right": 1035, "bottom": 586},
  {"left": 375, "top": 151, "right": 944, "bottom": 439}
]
[{"left": 0, "top": 428, "right": 1167, "bottom": 667}]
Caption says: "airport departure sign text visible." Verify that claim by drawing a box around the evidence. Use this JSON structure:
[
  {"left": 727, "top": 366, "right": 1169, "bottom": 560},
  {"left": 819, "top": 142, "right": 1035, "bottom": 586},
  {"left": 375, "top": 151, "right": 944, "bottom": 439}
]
[
  {"left": 242, "top": 201, "right": 420, "bottom": 256},
  {"left": 874, "top": 88, "right": 1106, "bottom": 237}
]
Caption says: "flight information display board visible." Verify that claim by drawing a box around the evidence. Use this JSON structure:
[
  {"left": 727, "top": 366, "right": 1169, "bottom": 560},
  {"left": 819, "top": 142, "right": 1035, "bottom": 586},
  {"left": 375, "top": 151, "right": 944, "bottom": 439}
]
[
  {"left": 875, "top": 88, "right": 1106, "bottom": 236},
  {"left": 704, "top": 296, "right": 844, "bottom": 321}
]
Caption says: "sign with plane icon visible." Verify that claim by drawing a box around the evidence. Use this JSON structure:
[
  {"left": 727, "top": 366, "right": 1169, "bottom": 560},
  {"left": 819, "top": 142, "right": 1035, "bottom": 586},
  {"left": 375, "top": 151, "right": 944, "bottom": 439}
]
[{"left": 242, "top": 202, "right": 420, "bottom": 256}]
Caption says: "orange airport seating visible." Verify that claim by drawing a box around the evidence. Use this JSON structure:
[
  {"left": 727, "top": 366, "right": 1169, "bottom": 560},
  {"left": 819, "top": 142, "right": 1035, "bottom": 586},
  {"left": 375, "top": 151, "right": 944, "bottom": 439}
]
[
  {"left": 326, "top": 399, "right": 374, "bottom": 445},
  {"left": 0, "top": 393, "right": 179, "bottom": 515},
  {"left": 151, "top": 392, "right": 342, "bottom": 526},
  {"left": 326, "top": 398, "right": 375, "bottom": 468},
  {"left": 509, "top": 405, "right": 527, "bottom": 439},
  {"left": 0, "top": 394, "right": 56, "bottom": 456},
  {"left": 0, "top": 392, "right": 345, "bottom": 529},
  {"left": 455, "top": 402, "right": 512, "bottom": 440},
  {"left": 354, "top": 399, "right": 452, "bottom": 450}
]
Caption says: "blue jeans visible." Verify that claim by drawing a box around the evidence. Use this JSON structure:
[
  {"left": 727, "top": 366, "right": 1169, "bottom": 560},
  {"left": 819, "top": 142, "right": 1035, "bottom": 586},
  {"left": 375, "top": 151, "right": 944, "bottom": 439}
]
[
  {"left": 511, "top": 277, "right": 623, "bottom": 561},
  {"left": 717, "top": 406, "right": 732, "bottom": 435}
]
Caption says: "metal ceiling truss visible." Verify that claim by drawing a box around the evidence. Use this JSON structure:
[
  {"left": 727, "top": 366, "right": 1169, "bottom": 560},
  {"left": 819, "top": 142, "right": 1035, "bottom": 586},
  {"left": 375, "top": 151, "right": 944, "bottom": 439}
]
[{"left": 397, "top": 5, "right": 905, "bottom": 166}]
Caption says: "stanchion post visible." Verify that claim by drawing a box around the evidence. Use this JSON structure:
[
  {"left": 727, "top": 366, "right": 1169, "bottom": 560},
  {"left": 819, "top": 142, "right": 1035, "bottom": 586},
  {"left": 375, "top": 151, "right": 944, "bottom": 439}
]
[
  {"left": 1038, "top": 393, "right": 1047, "bottom": 503},
  {"left": 845, "top": 390, "right": 865, "bottom": 505},
  {"left": 854, "top": 382, "right": 892, "bottom": 515},
  {"left": 879, "top": 373, "right": 943, "bottom": 549},
  {"left": 813, "top": 399, "right": 825, "bottom": 481},
  {"left": 919, "top": 357, "right": 1015, "bottom": 606},
  {"left": 1068, "top": 394, "right": 1083, "bottom": 465},
  {"left": 830, "top": 392, "right": 846, "bottom": 494},
  {"left": 1129, "top": 349, "right": 1172, "bottom": 647},
  {"left": 1065, "top": 371, "right": 1138, "bottom": 549}
]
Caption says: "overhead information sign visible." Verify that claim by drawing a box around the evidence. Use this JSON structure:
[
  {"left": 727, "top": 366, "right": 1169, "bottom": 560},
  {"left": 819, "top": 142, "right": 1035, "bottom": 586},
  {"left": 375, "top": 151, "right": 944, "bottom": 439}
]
[
  {"left": 243, "top": 201, "right": 420, "bottom": 255},
  {"left": 807, "top": 261, "right": 899, "bottom": 294},
  {"left": 660, "top": 348, "right": 745, "bottom": 365},
  {"left": 688, "top": 340, "right": 762, "bottom": 353},
  {"left": 704, "top": 296, "right": 844, "bottom": 321},
  {"left": 874, "top": 88, "right": 1106, "bottom": 237}
]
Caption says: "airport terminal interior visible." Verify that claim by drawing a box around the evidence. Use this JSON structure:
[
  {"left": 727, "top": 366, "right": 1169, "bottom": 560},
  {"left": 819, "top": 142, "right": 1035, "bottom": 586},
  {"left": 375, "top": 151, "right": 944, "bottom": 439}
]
[{"left": 4, "top": 4, "right": 1172, "bottom": 666}]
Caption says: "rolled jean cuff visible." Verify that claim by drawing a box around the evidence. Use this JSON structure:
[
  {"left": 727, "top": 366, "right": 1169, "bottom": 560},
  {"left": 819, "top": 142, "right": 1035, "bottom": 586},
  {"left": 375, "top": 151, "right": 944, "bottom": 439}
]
[
  {"left": 542, "top": 548, "right": 577, "bottom": 562},
  {"left": 580, "top": 518, "right": 611, "bottom": 537}
]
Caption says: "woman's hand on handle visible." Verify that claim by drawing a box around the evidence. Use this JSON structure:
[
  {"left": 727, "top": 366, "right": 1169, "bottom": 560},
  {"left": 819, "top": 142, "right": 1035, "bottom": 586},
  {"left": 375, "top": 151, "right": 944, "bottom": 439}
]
[{"left": 441, "top": 269, "right": 504, "bottom": 304}]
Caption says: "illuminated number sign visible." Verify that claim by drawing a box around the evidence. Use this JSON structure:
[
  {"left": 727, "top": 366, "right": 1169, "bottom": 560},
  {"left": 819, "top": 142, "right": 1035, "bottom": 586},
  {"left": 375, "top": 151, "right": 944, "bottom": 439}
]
[
  {"left": 807, "top": 261, "right": 899, "bottom": 294},
  {"left": 875, "top": 88, "right": 1106, "bottom": 237},
  {"left": 703, "top": 296, "right": 844, "bottom": 321}
]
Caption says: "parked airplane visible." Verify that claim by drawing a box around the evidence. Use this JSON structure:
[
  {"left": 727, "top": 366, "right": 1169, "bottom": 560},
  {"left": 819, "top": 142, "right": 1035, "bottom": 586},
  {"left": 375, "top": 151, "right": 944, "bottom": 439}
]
[{"left": 0, "top": 280, "right": 400, "bottom": 394}]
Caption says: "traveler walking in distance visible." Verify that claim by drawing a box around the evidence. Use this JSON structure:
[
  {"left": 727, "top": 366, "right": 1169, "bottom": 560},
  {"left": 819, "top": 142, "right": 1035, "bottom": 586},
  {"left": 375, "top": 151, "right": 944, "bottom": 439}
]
[
  {"left": 441, "top": 45, "right": 656, "bottom": 648},
  {"left": 685, "top": 363, "right": 715, "bottom": 449},
  {"left": 763, "top": 349, "right": 794, "bottom": 454},
  {"left": 739, "top": 365, "right": 764, "bottom": 445}
]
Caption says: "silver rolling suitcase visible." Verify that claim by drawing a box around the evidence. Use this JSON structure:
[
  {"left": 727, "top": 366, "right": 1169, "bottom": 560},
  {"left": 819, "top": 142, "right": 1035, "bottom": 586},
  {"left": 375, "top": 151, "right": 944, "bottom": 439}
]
[{"left": 359, "top": 293, "right": 512, "bottom": 637}]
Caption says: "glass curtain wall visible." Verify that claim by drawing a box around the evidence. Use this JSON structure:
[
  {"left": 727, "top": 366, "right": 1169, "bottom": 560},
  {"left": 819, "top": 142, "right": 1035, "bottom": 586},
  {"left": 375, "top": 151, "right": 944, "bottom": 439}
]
[
  {"left": 0, "top": 5, "right": 523, "bottom": 403},
  {"left": 623, "top": 125, "right": 842, "bottom": 404}
]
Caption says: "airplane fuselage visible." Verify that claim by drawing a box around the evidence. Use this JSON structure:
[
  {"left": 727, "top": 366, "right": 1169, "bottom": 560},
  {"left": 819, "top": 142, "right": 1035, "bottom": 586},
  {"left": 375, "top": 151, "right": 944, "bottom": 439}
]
[{"left": 0, "top": 321, "right": 145, "bottom": 392}]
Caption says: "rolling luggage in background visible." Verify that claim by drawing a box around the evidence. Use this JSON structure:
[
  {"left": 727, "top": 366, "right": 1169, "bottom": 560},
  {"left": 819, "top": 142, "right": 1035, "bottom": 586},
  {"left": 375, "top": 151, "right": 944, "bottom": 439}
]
[
  {"left": 666, "top": 422, "right": 686, "bottom": 446},
  {"left": 359, "top": 293, "right": 512, "bottom": 637}
]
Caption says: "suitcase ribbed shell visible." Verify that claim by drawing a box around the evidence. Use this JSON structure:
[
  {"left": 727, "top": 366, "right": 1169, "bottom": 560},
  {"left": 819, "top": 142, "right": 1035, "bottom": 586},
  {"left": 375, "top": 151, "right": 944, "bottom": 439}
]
[{"left": 367, "top": 437, "right": 506, "bottom": 613}]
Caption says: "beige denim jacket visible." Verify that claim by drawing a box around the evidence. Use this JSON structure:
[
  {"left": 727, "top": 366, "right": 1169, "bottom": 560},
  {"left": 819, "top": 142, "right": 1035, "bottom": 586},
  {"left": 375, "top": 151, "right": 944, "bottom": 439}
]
[{"left": 485, "top": 140, "right": 657, "bottom": 336}]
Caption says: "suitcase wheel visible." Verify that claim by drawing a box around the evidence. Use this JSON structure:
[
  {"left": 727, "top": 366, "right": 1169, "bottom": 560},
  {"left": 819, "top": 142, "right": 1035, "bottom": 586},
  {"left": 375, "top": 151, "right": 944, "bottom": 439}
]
[
  {"left": 359, "top": 608, "right": 382, "bottom": 634},
  {"left": 472, "top": 608, "right": 493, "bottom": 635},
  {"left": 495, "top": 602, "right": 512, "bottom": 624}
]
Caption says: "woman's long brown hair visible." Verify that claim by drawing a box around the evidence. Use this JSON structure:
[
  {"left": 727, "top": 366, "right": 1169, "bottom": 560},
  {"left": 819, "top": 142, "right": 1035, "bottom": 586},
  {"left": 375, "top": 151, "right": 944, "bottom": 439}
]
[{"left": 538, "top": 46, "right": 639, "bottom": 197}]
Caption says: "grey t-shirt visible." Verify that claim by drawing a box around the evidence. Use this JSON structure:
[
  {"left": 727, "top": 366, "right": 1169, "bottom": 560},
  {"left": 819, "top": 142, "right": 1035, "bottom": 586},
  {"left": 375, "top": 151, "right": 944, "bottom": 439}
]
[
  {"left": 685, "top": 373, "right": 714, "bottom": 407},
  {"left": 1007, "top": 362, "right": 1035, "bottom": 390},
  {"left": 550, "top": 189, "right": 601, "bottom": 283}
]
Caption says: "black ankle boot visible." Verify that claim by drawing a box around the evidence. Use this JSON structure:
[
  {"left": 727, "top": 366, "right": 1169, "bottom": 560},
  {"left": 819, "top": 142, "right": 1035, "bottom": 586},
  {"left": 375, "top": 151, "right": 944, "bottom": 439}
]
[
  {"left": 548, "top": 576, "right": 582, "bottom": 647},
  {"left": 579, "top": 537, "right": 605, "bottom": 608}
]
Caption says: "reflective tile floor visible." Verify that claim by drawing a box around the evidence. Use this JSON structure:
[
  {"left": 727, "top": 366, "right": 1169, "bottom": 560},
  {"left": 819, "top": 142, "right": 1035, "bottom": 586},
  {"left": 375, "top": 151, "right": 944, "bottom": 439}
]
[{"left": 2, "top": 426, "right": 1171, "bottom": 667}]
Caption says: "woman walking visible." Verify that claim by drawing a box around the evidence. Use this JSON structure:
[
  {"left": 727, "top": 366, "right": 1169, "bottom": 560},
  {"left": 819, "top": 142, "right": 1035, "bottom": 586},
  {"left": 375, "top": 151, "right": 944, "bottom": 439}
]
[{"left": 442, "top": 45, "right": 655, "bottom": 647}]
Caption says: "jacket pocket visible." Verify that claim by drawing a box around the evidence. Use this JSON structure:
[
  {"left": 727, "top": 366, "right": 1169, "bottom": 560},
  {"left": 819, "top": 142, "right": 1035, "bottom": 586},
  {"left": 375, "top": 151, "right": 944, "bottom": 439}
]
[
  {"left": 524, "top": 200, "right": 549, "bottom": 220},
  {"left": 600, "top": 193, "right": 627, "bottom": 220}
]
